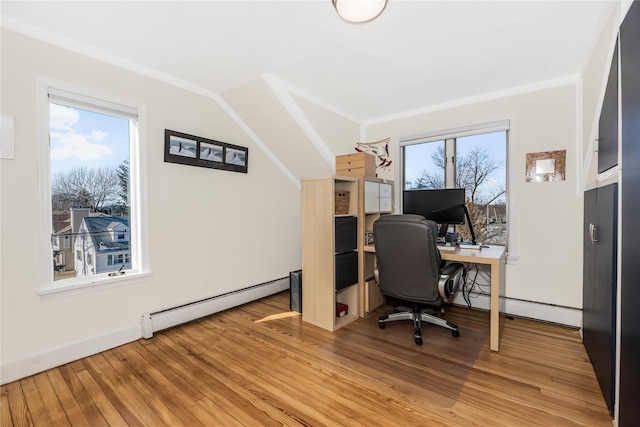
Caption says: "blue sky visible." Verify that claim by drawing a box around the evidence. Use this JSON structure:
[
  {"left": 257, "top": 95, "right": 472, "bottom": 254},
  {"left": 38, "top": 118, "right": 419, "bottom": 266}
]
[
  {"left": 49, "top": 104, "right": 130, "bottom": 176},
  {"left": 404, "top": 131, "right": 507, "bottom": 203}
]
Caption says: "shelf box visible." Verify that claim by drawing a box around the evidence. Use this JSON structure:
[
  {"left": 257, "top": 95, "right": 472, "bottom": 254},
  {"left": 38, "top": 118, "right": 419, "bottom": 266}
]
[
  {"left": 336, "top": 152, "right": 376, "bottom": 177},
  {"left": 336, "top": 302, "right": 349, "bottom": 318},
  {"left": 335, "top": 251, "right": 358, "bottom": 290},
  {"left": 335, "top": 216, "right": 357, "bottom": 253}
]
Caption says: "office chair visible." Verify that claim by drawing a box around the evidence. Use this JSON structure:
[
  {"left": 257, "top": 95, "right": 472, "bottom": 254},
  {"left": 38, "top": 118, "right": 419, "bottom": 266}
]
[{"left": 373, "top": 214, "right": 466, "bottom": 345}]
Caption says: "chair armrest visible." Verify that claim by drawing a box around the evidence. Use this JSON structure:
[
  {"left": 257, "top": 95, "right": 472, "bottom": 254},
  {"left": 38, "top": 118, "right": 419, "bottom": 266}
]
[{"left": 438, "top": 262, "right": 466, "bottom": 303}]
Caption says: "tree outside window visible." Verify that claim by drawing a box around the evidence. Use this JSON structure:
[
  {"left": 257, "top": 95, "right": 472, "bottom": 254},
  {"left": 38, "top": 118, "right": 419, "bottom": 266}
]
[
  {"left": 48, "top": 86, "right": 137, "bottom": 283},
  {"left": 404, "top": 131, "right": 507, "bottom": 245}
]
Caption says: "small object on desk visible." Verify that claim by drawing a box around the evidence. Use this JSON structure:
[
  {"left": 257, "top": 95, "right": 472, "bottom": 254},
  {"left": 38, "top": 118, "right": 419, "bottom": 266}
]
[
  {"left": 439, "top": 245, "right": 456, "bottom": 251},
  {"left": 458, "top": 242, "right": 482, "bottom": 250}
]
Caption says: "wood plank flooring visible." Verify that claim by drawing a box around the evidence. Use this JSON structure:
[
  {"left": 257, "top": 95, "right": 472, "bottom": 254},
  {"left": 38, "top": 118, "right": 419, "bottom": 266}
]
[{"left": 1, "top": 291, "right": 612, "bottom": 426}]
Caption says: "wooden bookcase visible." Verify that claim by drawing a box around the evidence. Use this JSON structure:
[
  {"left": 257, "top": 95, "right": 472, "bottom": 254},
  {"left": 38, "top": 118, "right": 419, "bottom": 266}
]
[{"left": 301, "top": 176, "right": 360, "bottom": 331}]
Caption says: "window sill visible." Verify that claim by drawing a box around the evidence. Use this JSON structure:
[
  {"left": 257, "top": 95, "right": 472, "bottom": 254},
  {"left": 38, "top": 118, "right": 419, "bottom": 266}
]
[{"left": 38, "top": 270, "right": 152, "bottom": 299}]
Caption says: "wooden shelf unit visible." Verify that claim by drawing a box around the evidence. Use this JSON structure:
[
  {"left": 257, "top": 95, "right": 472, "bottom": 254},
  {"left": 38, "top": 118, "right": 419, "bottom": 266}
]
[
  {"left": 301, "top": 176, "right": 360, "bottom": 331},
  {"left": 358, "top": 176, "right": 393, "bottom": 316}
]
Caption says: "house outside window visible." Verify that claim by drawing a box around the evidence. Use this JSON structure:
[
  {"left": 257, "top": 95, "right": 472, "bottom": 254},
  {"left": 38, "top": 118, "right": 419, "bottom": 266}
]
[
  {"left": 39, "top": 79, "right": 149, "bottom": 290},
  {"left": 401, "top": 121, "right": 508, "bottom": 246},
  {"left": 107, "top": 253, "right": 128, "bottom": 265}
]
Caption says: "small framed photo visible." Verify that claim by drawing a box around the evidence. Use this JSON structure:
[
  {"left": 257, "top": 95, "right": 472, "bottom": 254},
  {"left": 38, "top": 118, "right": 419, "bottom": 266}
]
[
  {"left": 200, "top": 141, "right": 223, "bottom": 162},
  {"left": 224, "top": 145, "right": 248, "bottom": 172},
  {"left": 164, "top": 129, "right": 248, "bottom": 173}
]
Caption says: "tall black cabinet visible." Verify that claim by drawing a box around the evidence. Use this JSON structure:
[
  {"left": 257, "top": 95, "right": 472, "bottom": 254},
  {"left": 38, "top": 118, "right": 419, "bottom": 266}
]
[
  {"left": 583, "top": 183, "right": 618, "bottom": 415},
  {"left": 598, "top": 42, "right": 618, "bottom": 174},
  {"left": 619, "top": 1, "right": 640, "bottom": 425}
]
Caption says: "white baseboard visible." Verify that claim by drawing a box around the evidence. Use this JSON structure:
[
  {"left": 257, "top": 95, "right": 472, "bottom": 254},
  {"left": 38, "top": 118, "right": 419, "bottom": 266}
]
[
  {"left": 142, "top": 277, "right": 289, "bottom": 338},
  {"left": 0, "top": 325, "right": 141, "bottom": 385},
  {"left": 452, "top": 293, "right": 582, "bottom": 327},
  {"left": 1, "top": 278, "right": 290, "bottom": 385}
]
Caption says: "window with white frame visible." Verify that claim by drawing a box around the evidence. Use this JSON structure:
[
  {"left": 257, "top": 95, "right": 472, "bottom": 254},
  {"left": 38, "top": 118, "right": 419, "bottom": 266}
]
[
  {"left": 41, "top": 81, "right": 148, "bottom": 290},
  {"left": 402, "top": 121, "right": 508, "bottom": 246}
]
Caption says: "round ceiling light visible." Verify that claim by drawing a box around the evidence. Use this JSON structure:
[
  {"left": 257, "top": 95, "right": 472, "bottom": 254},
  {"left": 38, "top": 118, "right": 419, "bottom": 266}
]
[{"left": 332, "top": 0, "right": 388, "bottom": 23}]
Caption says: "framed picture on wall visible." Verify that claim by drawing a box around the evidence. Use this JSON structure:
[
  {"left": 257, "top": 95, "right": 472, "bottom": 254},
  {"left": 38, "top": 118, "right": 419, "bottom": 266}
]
[{"left": 164, "top": 129, "right": 248, "bottom": 173}]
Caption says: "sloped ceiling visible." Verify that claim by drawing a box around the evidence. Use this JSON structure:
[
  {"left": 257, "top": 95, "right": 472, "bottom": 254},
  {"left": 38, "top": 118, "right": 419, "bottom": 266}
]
[{"left": 1, "top": 1, "right": 616, "bottom": 122}]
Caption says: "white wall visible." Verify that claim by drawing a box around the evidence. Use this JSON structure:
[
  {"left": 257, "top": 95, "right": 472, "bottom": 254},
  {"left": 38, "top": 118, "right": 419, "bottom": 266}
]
[
  {"left": 365, "top": 83, "right": 584, "bottom": 313},
  {"left": 0, "top": 29, "right": 303, "bottom": 379}
]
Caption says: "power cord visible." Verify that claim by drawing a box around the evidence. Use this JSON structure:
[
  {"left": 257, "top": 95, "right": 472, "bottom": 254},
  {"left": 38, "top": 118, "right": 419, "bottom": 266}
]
[{"left": 462, "top": 263, "right": 491, "bottom": 307}]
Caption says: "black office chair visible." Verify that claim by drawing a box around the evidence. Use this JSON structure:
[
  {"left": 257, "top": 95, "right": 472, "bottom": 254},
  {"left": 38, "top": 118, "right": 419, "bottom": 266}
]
[{"left": 373, "top": 214, "right": 466, "bottom": 345}]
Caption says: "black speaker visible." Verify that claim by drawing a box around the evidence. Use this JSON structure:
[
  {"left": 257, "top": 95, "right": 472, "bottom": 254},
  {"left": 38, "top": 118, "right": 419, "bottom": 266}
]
[{"left": 290, "top": 270, "right": 302, "bottom": 313}]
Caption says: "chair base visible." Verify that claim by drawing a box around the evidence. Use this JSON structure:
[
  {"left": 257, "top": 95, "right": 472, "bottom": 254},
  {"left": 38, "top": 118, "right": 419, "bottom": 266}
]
[{"left": 378, "top": 308, "right": 459, "bottom": 345}]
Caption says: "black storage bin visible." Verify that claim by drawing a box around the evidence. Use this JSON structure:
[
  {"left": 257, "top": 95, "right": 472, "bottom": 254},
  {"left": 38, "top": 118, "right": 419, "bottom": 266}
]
[
  {"left": 335, "top": 251, "right": 358, "bottom": 290},
  {"left": 335, "top": 216, "right": 357, "bottom": 254},
  {"left": 290, "top": 270, "right": 302, "bottom": 313}
]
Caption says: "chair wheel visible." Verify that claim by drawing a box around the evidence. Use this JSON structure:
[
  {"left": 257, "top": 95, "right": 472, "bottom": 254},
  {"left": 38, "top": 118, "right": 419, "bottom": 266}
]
[
  {"left": 452, "top": 330, "right": 460, "bottom": 337},
  {"left": 378, "top": 321, "right": 386, "bottom": 329},
  {"left": 415, "top": 337, "right": 423, "bottom": 345}
]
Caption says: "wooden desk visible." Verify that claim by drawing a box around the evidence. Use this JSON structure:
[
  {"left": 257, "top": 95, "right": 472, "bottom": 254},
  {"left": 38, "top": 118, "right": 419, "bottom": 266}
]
[
  {"left": 439, "top": 245, "right": 507, "bottom": 351},
  {"left": 364, "top": 243, "right": 506, "bottom": 351}
]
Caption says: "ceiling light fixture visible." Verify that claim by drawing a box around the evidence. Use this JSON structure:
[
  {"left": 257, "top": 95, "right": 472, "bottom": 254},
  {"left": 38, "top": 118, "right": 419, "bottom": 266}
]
[{"left": 332, "top": 0, "right": 388, "bottom": 23}]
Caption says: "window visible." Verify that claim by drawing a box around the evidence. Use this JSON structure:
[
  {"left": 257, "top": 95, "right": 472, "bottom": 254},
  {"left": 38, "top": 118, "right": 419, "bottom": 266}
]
[
  {"left": 39, "top": 80, "right": 149, "bottom": 291},
  {"left": 401, "top": 121, "right": 508, "bottom": 246},
  {"left": 108, "top": 253, "right": 128, "bottom": 266}
]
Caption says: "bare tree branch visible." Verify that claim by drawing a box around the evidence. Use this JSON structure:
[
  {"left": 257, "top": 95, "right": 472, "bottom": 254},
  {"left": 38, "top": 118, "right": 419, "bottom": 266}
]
[{"left": 51, "top": 166, "right": 121, "bottom": 212}]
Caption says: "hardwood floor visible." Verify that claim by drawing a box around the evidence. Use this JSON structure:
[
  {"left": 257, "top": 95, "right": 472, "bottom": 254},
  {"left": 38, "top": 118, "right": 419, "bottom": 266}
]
[{"left": 1, "top": 291, "right": 612, "bottom": 426}]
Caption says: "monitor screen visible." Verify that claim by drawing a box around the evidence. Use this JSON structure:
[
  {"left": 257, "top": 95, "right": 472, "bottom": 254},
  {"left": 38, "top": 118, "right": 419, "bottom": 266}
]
[{"left": 402, "top": 188, "right": 466, "bottom": 224}]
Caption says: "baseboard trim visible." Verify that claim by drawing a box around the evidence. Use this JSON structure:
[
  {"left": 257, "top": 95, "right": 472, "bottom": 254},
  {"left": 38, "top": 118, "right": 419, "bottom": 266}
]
[
  {"left": 452, "top": 293, "right": 582, "bottom": 327},
  {"left": 142, "top": 277, "right": 289, "bottom": 338},
  {"left": 2, "top": 278, "right": 290, "bottom": 385},
  {"left": 0, "top": 325, "right": 141, "bottom": 385}
]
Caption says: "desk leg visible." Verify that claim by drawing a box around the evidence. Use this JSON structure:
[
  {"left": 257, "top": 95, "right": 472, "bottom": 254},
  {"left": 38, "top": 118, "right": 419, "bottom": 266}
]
[{"left": 489, "top": 259, "right": 507, "bottom": 351}]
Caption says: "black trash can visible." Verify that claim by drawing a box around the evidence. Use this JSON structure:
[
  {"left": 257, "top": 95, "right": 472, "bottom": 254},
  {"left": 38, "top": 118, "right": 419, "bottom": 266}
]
[{"left": 290, "top": 270, "right": 302, "bottom": 313}]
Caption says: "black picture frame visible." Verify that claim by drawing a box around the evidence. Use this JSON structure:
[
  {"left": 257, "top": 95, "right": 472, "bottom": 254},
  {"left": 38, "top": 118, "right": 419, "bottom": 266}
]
[{"left": 164, "top": 129, "right": 248, "bottom": 173}]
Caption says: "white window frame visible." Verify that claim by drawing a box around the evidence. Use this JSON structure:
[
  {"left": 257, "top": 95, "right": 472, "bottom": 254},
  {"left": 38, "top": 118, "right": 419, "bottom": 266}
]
[
  {"left": 37, "top": 78, "right": 150, "bottom": 295},
  {"left": 398, "top": 120, "right": 511, "bottom": 249}
]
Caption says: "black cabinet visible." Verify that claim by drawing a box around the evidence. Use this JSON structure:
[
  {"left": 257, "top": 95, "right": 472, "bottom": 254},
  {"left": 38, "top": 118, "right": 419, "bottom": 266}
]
[
  {"left": 619, "top": 1, "right": 640, "bottom": 425},
  {"left": 598, "top": 40, "right": 619, "bottom": 173},
  {"left": 583, "top": 183, "right": 618, "bottom": 415}
]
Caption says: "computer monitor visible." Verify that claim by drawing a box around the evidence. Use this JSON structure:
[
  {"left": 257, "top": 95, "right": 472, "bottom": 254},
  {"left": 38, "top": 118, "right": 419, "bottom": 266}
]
[{"left": 402, "top": 188, "right": 466, "bottom": 224}]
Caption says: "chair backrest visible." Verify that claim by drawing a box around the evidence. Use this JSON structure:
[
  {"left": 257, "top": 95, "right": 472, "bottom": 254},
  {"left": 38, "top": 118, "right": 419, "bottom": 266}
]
[{"left": 373, "top": 214, "right": 443, "bottom": 305}]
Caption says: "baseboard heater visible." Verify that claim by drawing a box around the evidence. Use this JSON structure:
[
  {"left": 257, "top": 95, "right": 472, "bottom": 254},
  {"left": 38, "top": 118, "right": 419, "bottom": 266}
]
[{"left": 141, "top": 277, "right": 289, "bottom": 338}]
